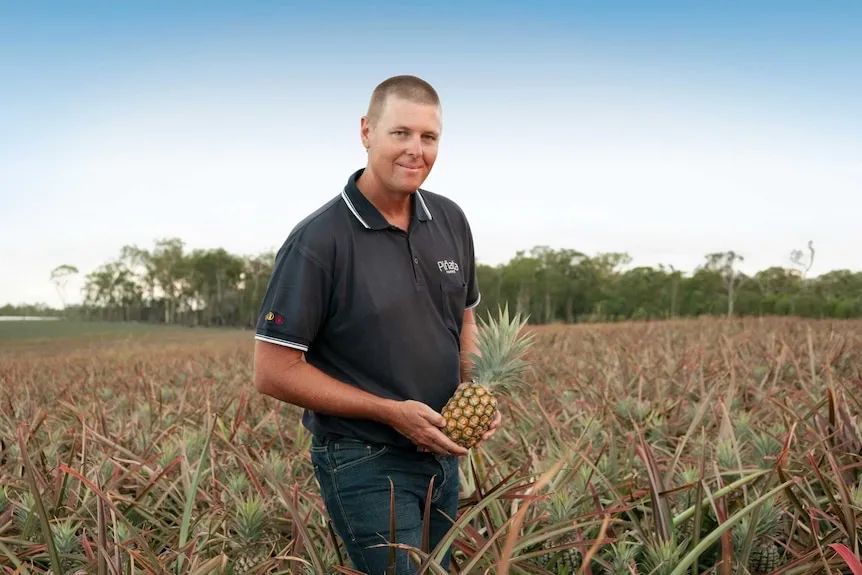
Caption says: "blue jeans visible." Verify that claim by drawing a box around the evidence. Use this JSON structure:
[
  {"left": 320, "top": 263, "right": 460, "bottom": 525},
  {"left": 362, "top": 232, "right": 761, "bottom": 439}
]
[{"left": 310, "top": 435, "right": 460, "bottom": 574}]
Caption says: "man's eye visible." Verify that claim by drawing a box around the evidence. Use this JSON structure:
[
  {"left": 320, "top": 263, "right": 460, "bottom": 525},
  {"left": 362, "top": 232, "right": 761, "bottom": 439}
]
[
  {"left": 392, "top": 130, "right": 406, "bottom": 136},
  {"left": 422, "top": 135, "right": 437, "bottom": 142}
]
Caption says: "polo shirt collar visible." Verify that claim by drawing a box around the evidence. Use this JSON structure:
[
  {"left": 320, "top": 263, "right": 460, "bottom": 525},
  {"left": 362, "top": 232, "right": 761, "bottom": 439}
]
[{"left": 342, "top": 168, "right": 432, "bottom": 230}]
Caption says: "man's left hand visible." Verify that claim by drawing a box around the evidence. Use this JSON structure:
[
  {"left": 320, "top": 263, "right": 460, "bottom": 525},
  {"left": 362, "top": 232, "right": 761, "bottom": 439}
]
[{"left": 477, "top": 409, "right": 502, "bottom": 444}]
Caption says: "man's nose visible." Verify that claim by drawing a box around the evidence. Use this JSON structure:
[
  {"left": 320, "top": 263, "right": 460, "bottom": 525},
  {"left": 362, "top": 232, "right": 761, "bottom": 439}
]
[{"left": 406, "top": 133, "right": 423, "bottom": 157}]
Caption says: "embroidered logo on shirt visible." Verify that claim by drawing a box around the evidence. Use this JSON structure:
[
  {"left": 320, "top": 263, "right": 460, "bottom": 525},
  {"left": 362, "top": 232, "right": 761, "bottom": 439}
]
[
  {"left": 437, "top": 259, "right": 460, "bottom": 274},
  {"left": 265, "top": 311, "right": 284, "bottom": 325}
]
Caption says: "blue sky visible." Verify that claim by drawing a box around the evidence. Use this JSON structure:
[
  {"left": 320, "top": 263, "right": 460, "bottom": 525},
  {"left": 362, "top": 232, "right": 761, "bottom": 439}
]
[{"left": 1, "top": 1, "right": 860, "bottom": 307}]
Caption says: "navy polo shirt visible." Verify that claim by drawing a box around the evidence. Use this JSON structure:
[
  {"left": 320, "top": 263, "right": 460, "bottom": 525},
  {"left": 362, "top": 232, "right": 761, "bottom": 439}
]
[{"left": 255, "top": 168, "right": 480, "bottom": 447}]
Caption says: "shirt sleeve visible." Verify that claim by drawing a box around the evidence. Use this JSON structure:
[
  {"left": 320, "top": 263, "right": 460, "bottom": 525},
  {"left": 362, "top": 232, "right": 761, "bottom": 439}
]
[
  {"left": 464, "top": 217, "right": 481, "bottom": 310},
  {"left": 254, "top": 243, "right": 331, "bottom": 352}
]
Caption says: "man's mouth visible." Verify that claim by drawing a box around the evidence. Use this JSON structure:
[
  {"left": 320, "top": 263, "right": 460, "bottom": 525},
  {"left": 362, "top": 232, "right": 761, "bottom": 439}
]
[{"left": 396, "top": 163, "right": 423, "bottom": 172}]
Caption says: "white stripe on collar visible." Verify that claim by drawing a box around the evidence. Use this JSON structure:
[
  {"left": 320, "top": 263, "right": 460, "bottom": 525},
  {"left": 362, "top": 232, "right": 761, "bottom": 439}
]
[
  {"left": 341, "top": 190, "right": 371, "bottom": 229},
  {"left": 415, "top": 190, "right": 433, "bottom": 220}
]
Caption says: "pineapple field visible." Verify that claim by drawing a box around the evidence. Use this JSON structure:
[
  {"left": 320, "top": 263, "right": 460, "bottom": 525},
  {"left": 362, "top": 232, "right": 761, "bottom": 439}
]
[{"left": 1, "top": 316, "right": 861, "bottom": 574}]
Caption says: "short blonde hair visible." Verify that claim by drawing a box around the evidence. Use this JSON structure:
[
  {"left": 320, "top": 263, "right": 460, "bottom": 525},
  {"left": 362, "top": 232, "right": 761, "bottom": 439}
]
[{"left": 366, "top": 75, "right": 440, "bottom": 124}]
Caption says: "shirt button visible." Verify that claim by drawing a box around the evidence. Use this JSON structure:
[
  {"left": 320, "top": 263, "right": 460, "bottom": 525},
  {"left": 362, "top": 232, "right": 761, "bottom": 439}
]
[{"left": 413, "top": 257, "right": 419, "bottom": 263}]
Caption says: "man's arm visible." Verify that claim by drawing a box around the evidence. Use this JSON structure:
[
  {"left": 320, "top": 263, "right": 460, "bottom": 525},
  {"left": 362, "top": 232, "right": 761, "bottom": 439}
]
[
  {"left": 253, "top": 341, "right": 468, "bottom": 456},
  {"left": 459, "top": 307, "right": 479, "bottom": 382}
]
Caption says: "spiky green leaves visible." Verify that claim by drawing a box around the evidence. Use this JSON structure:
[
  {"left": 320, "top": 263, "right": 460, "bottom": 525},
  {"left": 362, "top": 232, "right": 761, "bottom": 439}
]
[
  {"left": 469, "top": 306, "right": 534, "bottom": 392},
  {"left": 233, "top": 496, "right": 268, "bottom": 543}
]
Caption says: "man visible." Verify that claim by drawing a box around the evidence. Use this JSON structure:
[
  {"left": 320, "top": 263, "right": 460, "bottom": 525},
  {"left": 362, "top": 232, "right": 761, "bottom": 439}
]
[{"left": 253, "top": 75, "right": 499, "bottom": 574}]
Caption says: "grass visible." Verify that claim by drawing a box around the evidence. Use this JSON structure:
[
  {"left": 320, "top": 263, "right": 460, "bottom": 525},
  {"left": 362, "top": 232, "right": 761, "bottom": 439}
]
[{"left": 0, "top": 320, "right": 249, "bottom": 357}]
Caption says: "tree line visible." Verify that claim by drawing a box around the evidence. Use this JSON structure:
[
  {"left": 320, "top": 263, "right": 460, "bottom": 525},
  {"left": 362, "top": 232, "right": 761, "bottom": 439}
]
[
  {"left": 477, "top": 245, "right": 861, "bottom": 322},
  {"left": 8, "top": 239, "right": 861, "bottom": 325}
]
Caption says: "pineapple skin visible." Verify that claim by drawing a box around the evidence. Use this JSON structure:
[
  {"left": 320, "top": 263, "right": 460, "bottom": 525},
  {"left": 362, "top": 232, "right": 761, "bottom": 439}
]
[
  {"left": 748, "top": 540, "right": 784, "bottom": 573},
  {"left": 441, "top": 382, "right": 497, "bottom": 448}
]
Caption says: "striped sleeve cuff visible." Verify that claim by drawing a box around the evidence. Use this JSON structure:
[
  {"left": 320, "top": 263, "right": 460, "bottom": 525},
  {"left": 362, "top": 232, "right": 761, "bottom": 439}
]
[{"left": 254, "top": 334, "right": 309, "bottom": 352}]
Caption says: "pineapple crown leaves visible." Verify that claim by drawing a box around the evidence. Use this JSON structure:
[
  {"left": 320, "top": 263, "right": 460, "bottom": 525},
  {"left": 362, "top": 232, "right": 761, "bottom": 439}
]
[
  {"left": 641, "top": 536, "right": 684, "bottom": 571},
  {"left": 232, "top": 495, "right": 268, "bottom": 542},
  {"left": 469, "top": 305, "right": 534, "bottom": 390},
  {"left": 52, "top": 519, "right": 80, "bottom": 554}
]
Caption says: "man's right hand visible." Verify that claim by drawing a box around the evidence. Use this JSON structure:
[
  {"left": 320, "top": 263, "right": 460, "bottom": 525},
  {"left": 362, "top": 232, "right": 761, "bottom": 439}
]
[{"left": 387, "top": 400, "right": 468, "bottom": 456}]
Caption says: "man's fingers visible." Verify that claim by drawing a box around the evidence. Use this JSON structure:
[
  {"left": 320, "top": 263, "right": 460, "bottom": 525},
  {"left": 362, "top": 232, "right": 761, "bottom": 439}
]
[
  {"left": 436, "top": 433, "right": 468, "bottom": 456},
  {"left": 420, "top": 428, "right": 467, "bottom": 456},
  {"left": 423, "top": 409, "right": 446, "bottom": 428}
]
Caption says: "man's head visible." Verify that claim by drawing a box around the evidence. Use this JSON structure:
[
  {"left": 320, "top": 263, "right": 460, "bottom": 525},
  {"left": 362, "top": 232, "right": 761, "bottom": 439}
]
[{"left": 360, "top": 75, "right": 442, "bottom": 196}]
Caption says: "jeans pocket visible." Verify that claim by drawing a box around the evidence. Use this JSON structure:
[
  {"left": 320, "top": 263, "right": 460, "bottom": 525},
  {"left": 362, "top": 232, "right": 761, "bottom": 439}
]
[{"left": 331, "top": 442, "right": 389, "bottom": 473}]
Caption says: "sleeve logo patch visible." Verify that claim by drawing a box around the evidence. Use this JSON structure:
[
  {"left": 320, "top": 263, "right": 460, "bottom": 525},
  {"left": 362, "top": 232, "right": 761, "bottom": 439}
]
[{"left": 265, "top": 311, "right": 284, "bottom": 325}]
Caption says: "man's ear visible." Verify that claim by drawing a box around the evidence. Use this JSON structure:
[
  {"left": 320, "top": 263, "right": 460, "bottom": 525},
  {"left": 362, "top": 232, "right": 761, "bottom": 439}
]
[{"left": 360, "top": 116, "right": 371, "bottom": 149}]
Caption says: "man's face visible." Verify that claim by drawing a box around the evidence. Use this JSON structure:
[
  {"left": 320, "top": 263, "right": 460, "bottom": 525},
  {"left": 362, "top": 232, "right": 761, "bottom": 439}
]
[{"left": 361, "top": 95, "right": 441, "bottom": 195}]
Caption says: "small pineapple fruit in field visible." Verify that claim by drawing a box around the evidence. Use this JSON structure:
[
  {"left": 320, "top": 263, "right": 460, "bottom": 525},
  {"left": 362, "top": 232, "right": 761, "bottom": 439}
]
[
  {"left": 262, "top": 451, "right": 287, "bottom": 480},
  {"left": 615, "top": 397, "right": 652, "bottom": 424},
  {"left": 640, "top": 537, "right": 683, "bottom": 575},
  {"left": 750, "top": 431, "right": 782, "bottom": 469},
  {"left": 53, "top": 519, "right": 81, "bottom": 571},
  {"left": 223, "top": 471, "right": 250, "bottom": 502},
  {"left": 673, "top": 466, "right": 701, "bottom": 544},
  {"left": 536, "top": 491, "right": 582, "bottom": 573},
  {"left": 747, "top": 502, "right": 786, "bottom": 574},
  {"left": 715, "top": 438, "right": 740, "bottom": 474},
  {"left": 601, "top": 540, "right": 641, "bottom": 575},
  {"left": 14, "top": 492, "right": 38, "bottom": 539},
  {"left": 732, "top": 500, "right": 787, "bottom": 574},
  {"left": 53, "top": 519, "right": 79, "bottom": 555},
  {"left": 441, "top": 307, "right": 533, "bottom": 449},
  {"left": 231, "top": 495, "right": 271, "bottom": 573},
  {"left": 733, "top": 411, "right": 755, "bottom": 442}
]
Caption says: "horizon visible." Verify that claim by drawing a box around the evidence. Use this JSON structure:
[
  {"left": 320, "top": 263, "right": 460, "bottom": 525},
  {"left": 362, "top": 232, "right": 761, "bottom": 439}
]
[{"left": 2, "top": 1, "right": 860, "bottom": 307}]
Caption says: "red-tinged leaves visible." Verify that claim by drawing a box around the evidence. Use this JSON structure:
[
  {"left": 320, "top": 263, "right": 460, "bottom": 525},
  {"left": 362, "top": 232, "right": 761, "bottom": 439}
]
[{"left": 830, "top": 543, "right": 862, "bottom": 575}]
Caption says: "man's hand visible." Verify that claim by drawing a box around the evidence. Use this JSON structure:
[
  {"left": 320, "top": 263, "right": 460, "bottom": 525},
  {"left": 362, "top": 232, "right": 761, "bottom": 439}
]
[
  {"left": 480, "top": 409, "right": 503, "bottom": 442},
  {"left": 387, "top": 400, "right": 468, "bottom": 456}
]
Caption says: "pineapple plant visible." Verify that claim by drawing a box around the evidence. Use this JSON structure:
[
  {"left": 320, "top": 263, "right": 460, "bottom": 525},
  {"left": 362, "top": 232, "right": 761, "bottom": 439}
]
[
  {"left": 441, "top": 307, "right": 534, "bottom": 449},
  {"left": 601, "top": 540, "right": 640, "bottom": 575},
  {"left": 639, "top": 537, "right": 684, "bottom": 575},
  {"left": 230, "top": 495, "right": 271, "bottom": 573},
  {"left": 14, "top": 492, "right": 38, "bottom": 540},
  {"left": 536, "top": 490, "right": 583, "bottom": 573},
  {"left": 750, "top": 431, "right": 782, "bottom": 470},
  {"left": 733, "top": 411, "right": 755, "bottom": 442},
  {"left": 673, "top": 466, "right": 701, "bottom": 544},
  {"left": 52, "top": 519, "right": 81, "bottom": 572},
  {"left": 732, "top": 500, "right": 787, "bottom": 574}
]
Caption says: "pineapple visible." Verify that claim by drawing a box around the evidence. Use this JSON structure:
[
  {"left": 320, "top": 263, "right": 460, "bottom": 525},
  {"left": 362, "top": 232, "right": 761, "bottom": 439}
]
[
  {"left": 673, "top": 466, "right": 701, "bottom": 545},
  {"left": 639, "top": 537, "right": 683, "bottom": 575},
  {"left": 231, "top": 495, "right": 271, "bottom": 573},
  {"left": 733, "top": 411, "right": 755, "bottom": 442},
  {"left": 536, "top": 490, "right": 583, "bottom": 573},
  {"left": 747, "top": 502, "right": 786, "bottom": 574},
  {"left": 14, "top": 492, "right": 38, "bottom": 540},
  {"left": 748, "top": 541, "right": 784, "bottom": 574},
  {"left": 52, "top": 519, "right": 80, "bottom": 572},
  {"left": 441, "top": 307, "right": 533, "bottom": 449},
  {"left": 601, "top": 540, "right": 640, "bottom": 575},
  {"left": 732, "top": 500, "right": 787, "bottom": 574},
  {"left": 750, "top": 431, "right": 782, "bottom": 469}
]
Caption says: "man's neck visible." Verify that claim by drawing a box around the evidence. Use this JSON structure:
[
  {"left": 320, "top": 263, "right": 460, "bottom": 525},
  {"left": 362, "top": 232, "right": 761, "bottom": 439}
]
[{"left": 356, "top": 168, "right": 413, "bottom": 227}]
